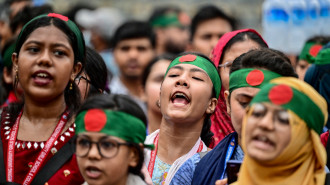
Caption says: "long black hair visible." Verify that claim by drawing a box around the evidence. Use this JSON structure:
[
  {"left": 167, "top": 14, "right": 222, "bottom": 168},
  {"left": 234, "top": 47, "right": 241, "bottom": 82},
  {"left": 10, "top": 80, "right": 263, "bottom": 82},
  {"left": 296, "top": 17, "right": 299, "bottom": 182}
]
[{"left": 77, "top": 94, "right": 147, "bottom": 178}]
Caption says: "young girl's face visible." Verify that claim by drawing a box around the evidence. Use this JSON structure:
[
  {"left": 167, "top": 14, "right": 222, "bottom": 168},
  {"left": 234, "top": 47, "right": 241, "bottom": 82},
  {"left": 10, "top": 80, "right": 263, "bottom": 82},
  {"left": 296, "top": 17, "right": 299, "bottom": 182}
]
[
  {"left": 244, "top": 103, "right": 291, "bottom": 162},
  {"left": 13, "top": 25, "right": 81, "bottom": 102},
  {"left": 160, "top": 63, "right": 217, "bottom": 124},
  {"left": 76, "top": 132, "right": 139, "bottom": 185}
]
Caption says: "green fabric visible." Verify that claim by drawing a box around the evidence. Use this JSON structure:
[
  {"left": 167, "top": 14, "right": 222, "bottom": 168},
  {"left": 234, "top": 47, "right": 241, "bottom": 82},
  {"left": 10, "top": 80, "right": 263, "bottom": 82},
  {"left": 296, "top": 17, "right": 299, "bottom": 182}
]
[
  {"left": 299, "top": 42, "right": 322, "bottom": 64},
  {"left": 315, "top": 48, "right": 330, "bottom": 65},
  {"left": 75, "top": 109, "right": 154, "bottom": 149},
  {"left": 16, "top": 13, "right": 85, "bottom": 63},
  {"left": 164, "top": 55, "right": 221, "bottom": 99},
  {"left": 2, "top": 42, "right": 15, "bottom": 67},
  {"left": 250, "top": 83, "right": 324, "bottom": 134},
  {"left": 151, "top": 13, "right": 182, "bottom": 28},
  {"left": 229, "top": 68, "right": 282, "bottom": 93}
]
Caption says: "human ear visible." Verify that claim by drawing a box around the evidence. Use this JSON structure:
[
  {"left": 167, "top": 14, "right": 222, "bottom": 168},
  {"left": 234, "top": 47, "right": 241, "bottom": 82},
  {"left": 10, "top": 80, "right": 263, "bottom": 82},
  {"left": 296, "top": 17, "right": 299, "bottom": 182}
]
[
  {"left": 224, "top": 90, "right": 231, "bottom": 114},
  {"left": 206, "top": 97, "right": 218, "bottom": 114},
  {"left": 12, "top": 52, "right": 18, "bottom": 67},
  {"left": 128, "top": 146, "right": 141, "bottom": 168},
  {"left": 71, "top": 61, "right": 82, "bottom": 80},
  {"left": 3, "top": 67, "right": 14, "bottom": 84}
]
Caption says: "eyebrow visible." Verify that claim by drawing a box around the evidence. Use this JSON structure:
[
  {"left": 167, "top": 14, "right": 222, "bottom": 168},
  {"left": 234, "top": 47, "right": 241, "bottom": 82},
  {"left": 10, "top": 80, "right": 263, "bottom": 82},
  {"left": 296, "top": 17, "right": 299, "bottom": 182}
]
[
  {"left": 24, "top": 40, "right": 71, "bottom": 50},
  {"left": 190, "top": 67, "right": 207, "bottom": 75}
]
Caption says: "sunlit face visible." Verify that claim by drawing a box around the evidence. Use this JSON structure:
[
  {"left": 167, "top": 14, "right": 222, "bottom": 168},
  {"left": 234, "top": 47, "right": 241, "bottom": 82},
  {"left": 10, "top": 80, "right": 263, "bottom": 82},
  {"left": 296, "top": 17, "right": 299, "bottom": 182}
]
[
  {"left": 160, "top": 63, "right": 217, "bottom": 124},
  {"left": 296, "top": 59, "right": 310, "bottom": 80},
  {"left": 12, "top": 25, "right": 81, "bottom": 103},
  {"left": 114, "top": 38, "right": 154, "bottom": 79},
  {"left": 192, "top": 18, "right": 232, "bottom": 56},
  {"left": 219, "top": 40, "right": 261, "bottom": 90},
  {"left": 225, "top": 87, "right": 260, "bottom": 145},
  {"left": 76, "top": 132, "right": 138, "bottom": 185},
  {"left": 144, "top": 59, "right": 171, "bottom": 115},
  {"left": 245, "top": 103, "right": 291, "bottom": 162}
]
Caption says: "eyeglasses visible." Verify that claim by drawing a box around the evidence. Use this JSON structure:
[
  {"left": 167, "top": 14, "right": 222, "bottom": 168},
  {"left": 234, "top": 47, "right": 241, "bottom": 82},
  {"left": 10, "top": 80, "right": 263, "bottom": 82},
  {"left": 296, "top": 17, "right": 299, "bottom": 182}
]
[
  {"left": 75, "top": 136, "right": 131, "bottom": 158},
  {"left": 218, "top": 61, "right": 234, "bottom": 71},
  {"left": 75, "top": 75, "right": 92, "bottom": 85}
]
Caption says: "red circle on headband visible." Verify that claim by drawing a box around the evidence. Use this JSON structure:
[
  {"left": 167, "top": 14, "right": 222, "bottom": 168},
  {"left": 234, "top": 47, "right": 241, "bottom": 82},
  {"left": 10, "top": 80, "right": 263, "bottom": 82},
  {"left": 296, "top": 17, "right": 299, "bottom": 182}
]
[
  {"left": 84, "top": 109, "right": 107, "bottom": 132},
  {"left": 179, "top": 54, "right": 197, "bottom": 62},
  {"left": 309, "top": 45, "right": 323, "bottom": 57},
  {"left": 246, "top": 69, "right": 264, "bottom": 86},
  {"left": 268, "top": 84, "right": 293, "bottom": 105}
]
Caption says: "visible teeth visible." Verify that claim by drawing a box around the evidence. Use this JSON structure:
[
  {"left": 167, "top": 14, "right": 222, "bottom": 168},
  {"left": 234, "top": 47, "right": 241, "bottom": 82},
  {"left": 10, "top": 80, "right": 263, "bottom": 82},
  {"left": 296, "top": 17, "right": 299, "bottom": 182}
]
[{"left": 36, "top": 73, "right": 48, "bottom": 78}]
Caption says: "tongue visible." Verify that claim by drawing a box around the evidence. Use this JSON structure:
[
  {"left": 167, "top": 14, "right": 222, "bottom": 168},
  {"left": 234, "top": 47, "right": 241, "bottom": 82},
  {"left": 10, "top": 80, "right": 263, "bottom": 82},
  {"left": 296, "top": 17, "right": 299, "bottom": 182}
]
[
  {"left": 173, "top": 97, "right": 189, "bottom": 105},
  {"left": 34, "top": 76, "right": 51, "bottom": 85}
]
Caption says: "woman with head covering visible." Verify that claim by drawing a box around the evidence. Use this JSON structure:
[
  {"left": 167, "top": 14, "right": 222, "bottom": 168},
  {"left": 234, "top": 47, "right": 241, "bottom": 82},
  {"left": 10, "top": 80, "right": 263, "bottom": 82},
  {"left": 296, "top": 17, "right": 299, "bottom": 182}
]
[
  {"left": 74, "top": 94, "right": 153, "bottom": 185},
  {"left": 144, "top": 52, "right": 220, "bottom": 185},
  {"left": 219, "top": 77, "right": 327, "bottom": 185},
  {"left": 209, "top": 29, "right": 268, "bottom": 146},
  {"left": 0, "top": 13, "right": 85, "bottom": 184},
  {"left": 170, "top": 48, "right": 297, "bottom": 185}
]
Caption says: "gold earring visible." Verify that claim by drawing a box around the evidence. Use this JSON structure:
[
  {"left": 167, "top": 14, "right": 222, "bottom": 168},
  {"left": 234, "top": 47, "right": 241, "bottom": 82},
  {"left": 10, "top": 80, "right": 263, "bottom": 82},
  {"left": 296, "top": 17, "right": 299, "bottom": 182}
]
[
  {"left": 69, "top": 82, "right": 73, "bottom": 90},
  {"left": 15, "top": 68, "right": 18, "bottom": 80}
]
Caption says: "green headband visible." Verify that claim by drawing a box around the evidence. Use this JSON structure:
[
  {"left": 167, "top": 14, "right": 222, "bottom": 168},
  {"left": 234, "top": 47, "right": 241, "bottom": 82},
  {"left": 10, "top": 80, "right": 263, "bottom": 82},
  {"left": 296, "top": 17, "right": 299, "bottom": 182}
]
[
  {"left": 164, "top": 54, "right": 221, "bottom": 99},
  {"left": 299, "top": 42, "right": 323, "bottom": 64},
  {"left": 75, "top": 109, "right": 154, "bottom": 149},
  {"left": 16, "top": 13, "right": 85, "bottom": 63},
  {"left": 2, "top": 42, "right": 15, "bottom": 68},
  {"left": 315, "top": 48, "right": 330, "bottom": 65},
  {"left": 151, "top": 13, "right": 183, "bottom": 28},
  {"left": 250, "top": 83, "right": 324, "bottom": 134},
  {"left": 229, "top": 68, "right": 282, "bottom": 93}
]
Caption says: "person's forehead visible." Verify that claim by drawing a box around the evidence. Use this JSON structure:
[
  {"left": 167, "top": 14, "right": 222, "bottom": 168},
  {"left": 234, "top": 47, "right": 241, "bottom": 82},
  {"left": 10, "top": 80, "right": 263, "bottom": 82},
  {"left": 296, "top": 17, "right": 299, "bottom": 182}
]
[{"left": 117, "top": 38, "right": 152, "bottom": 47}]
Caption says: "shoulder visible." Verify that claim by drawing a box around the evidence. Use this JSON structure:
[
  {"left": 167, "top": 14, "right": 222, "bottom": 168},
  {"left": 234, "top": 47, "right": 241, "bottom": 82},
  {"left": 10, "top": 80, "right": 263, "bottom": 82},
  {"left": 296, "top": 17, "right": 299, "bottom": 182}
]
[{"left": 170, "top": 154, "right": 201, "bottom": 185}]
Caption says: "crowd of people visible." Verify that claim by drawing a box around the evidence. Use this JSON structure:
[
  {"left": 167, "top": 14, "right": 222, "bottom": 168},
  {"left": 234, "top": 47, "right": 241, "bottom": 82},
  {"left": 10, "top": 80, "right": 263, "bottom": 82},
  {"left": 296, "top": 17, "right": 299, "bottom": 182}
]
[{"left": 0, "top": 0, "right": 329, "bottom": 185}]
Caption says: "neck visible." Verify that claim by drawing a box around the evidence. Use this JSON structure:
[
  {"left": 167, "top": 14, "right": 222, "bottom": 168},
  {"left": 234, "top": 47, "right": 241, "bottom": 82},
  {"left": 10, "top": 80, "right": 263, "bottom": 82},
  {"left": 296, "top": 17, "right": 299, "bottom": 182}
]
[
  {"left": 157, "top": 117, "right": 203, "bottom": 164},
  {"left": 147, "top": 110, "right": 162, "bottom": 134},
  {"left": 120, "top": 75, "right": 143, "bottom": 98}
]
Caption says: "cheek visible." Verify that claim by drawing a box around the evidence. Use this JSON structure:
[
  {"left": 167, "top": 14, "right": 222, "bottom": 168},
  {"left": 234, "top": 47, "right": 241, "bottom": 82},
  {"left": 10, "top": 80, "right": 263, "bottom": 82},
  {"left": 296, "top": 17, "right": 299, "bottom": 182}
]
[
  {"left": 276, "top": 125, "right": 291, "bottom": 152},
  {"left": 230, "top": 103, "right": 245, "bottom": 133}
]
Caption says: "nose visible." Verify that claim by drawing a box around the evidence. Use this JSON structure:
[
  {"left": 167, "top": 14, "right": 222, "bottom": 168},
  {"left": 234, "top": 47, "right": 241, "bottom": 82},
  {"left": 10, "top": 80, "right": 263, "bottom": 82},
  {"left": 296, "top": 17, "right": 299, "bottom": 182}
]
[
  {"left": 37, "top": 49, "right": 52, "bottom": 67},
  {"left": 128, "top": 48, "right": 138, "bottom": 59},
  {"left": 175, "top": 74, "right": 190, "bottom": 88},
  {"left": 87, "top": 143, "right": 102, "bottom": 160},
  {"left": 257, "top": 112, "right": 275, "bottom": 131}
]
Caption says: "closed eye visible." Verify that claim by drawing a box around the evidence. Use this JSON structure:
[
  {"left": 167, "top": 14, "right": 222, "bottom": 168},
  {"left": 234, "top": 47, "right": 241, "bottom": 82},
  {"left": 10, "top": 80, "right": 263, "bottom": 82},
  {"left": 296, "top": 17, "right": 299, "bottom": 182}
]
[{"left": 192, "top": 76, "right": 204, "bottom": 81}]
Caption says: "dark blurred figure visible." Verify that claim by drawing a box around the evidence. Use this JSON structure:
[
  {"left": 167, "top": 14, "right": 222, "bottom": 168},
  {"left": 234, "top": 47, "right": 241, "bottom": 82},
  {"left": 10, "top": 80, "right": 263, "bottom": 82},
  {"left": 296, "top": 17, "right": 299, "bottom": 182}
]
[
  {"left": 4, "top": 0, "right": 32, "bottom": 19},
  {"left": 110, "top": 20, "right": 156, "bottom": 114},
  {"left": 187, "top": 5, "right": 236, "bottom": 57},
  {"left": 149, "top": 6, "right": 190, "bottom": 55},
  {"left": 75, "top": 47, "right": 109, "bottom": 102}
]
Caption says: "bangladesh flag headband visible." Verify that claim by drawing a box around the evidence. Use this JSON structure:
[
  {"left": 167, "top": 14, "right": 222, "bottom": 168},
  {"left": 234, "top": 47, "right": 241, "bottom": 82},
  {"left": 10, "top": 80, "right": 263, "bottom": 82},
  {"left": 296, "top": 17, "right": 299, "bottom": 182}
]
[
  {"left": 75, "top": 109, "right": 154, "bottom": 149},
  {"left": 164, "top": 54, "right": 221, "bottom": 99},
  {"left": 229, "top": 68, "right": 282, "bottom": 93},
  {"left": 16, "top": 13, "right": 85, "bottom": 63},
  {"left": 299, "top": 42, "right": 323, "bottom": 64},
  {"left": 315, "top": 48, "right": 330, "bottom": 65},
  {"left": 250, "top": 81, "right": 325, "bottom": 134}
]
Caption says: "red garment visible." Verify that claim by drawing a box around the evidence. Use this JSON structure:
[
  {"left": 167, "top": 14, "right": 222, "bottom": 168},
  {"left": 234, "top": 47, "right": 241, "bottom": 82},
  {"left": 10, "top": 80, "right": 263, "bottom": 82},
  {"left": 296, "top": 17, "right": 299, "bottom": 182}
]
[
  {"left": 1, "top": 112, "right": 84, "bottom": 185},
  {"left": 210, "top": 29, "right": 268, "bottom": 146},
  {"left": 321, "top": 130, "right": 329, "bottom": 147},
  {"left": 1, "top": 91, "right": 18, "bottom": 108}
]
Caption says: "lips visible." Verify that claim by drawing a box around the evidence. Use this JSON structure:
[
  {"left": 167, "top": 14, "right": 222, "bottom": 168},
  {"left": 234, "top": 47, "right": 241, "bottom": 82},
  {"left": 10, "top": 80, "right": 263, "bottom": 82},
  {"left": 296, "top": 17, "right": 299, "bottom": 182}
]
[
  {"left": 171, "top": 91, "right": 191, "bottom": 106},
  {"left": 32, "top": 70, "right": 53, "bottom": 86},
  {"left": 85, "top": 166, "right": 102, "bottom": 179},
  {"left": 251, "top": 134, "right": 275, "bottom": 150}
]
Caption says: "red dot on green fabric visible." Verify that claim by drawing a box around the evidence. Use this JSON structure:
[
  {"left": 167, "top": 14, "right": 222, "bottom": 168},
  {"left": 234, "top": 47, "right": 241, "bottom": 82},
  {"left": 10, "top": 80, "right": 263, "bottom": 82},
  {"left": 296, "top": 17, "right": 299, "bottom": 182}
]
[
  {"left": 246, "top": 69, "right": 264, "bottom": 86},
  {"left": 309, "top": 45, "right": 323, "bottom": 57},
  {"left": 179, "top": 54, "right": 197, "bottom": 62},
  {"left": 268, "top": 85, "right": 293, "bottom": 105},
  {"left": 84, "top": 109, "right": 107, "bottom": 132}
]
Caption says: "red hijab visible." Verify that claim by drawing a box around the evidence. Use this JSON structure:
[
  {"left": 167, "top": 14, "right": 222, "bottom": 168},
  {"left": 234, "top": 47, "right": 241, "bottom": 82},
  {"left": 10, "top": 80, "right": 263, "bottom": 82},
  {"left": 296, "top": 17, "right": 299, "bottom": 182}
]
[{"left": 210, "top": 29, "right": 268, "bottom": 147}]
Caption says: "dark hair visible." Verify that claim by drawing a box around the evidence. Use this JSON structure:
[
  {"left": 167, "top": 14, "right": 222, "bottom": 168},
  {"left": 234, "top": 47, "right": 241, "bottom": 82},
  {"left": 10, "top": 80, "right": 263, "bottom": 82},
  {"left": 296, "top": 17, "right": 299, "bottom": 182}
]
[
  {"left": 305, "top": 35, "right": 330, "bottom": 44},
  {"left": 141, "top": 53, "right": 175, "bottom": 88},
  {"left": 77, "top": 94, "right": 147, "bottom": 178},
  {"left": 8, "top": 16, "right": 86, "bottom": 123},
  {"left": 82, "top": 47, "right": 109, "bottom": 99},
  {"left": 190, "top": 5, "right": 236, "bottom": 41},
  {"left": 166, "top": 51, "right": 217, "bottom": 146},
  {"left": 219, "top": 31, "right": 268, "bottom": 65},
  {"left": 10, "top": 4, "right": 53, "bottom": 34},
  {"left": 112, "top": 20, "right": 155, "bottom": 49}
]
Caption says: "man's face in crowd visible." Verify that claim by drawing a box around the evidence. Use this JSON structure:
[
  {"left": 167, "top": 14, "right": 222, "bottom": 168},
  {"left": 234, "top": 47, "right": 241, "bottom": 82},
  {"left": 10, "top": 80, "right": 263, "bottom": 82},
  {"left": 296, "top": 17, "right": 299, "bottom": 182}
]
[{"left": 114, "top": 38, "right": 154, "bottom": 79}]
